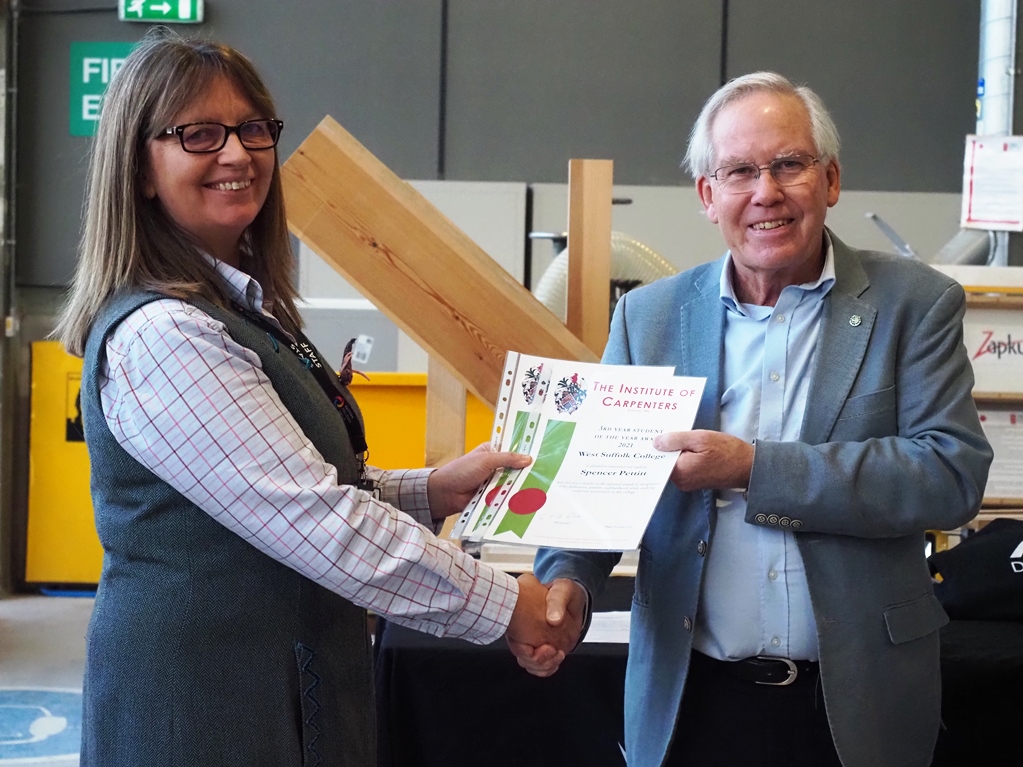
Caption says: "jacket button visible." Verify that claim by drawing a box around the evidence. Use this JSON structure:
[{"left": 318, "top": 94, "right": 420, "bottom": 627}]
[
  {"left": 767, "top": 514, "right": 779, "bottom": 525},
  {"left": 779, "top": 517, "right": 791, "bottom": 527},
  {"left": 791, "top": 519, "right": 803, "bottom": 529},
  {"left": 755, "top": 513, "right": 768, "bottom": 524},
  {"left": 697, "top": 540, "right": 707, "bottom": 556},
  {"left": 683, "top": 616, "right": 692, "bottom": 632}
]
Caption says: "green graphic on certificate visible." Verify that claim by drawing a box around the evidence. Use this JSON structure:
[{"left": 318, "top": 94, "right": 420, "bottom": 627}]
[
  {"left": 473, "top": 410, "right": 533, "bottom": 532},
  {"left": 493, "top": 419, "right": 576, "bottom": 537}
]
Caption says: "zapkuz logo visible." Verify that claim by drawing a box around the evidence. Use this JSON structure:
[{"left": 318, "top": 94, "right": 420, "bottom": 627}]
[
  {"left": 973, "top": 331, "right": 1023, "bottom": 360},
  {"left": 1011, "top": 539, "right": 1023, "bottom": 574}
]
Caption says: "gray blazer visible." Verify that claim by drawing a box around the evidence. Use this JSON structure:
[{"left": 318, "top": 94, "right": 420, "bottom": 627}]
[{"left": 535, "top": 233, "right": 992, "bottom": 767}]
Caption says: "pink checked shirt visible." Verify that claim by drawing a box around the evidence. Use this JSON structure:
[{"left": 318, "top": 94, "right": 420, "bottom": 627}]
[{"left": 98, "top": 258, "right": 517, "bottom": 644}]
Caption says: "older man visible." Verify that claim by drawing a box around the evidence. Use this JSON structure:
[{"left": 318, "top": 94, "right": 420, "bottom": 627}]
[{"left": 511, "top": 72, "right": 992, "bottom": 767}]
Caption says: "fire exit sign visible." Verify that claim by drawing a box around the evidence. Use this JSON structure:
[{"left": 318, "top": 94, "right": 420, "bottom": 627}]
[
  {"left": 69, "top": 42, "right": 136, "bottom": 137},
  {"left": 118, "top": 0, "right": 204, "bottom": 23}
]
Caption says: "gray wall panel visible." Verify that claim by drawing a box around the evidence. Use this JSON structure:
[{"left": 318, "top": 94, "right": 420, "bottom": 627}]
[
  {"left": 15, "top": 1, "right": 441, "bottom": 287},
  {"left": 444, "top": 1, "right": 724, "bottom": 185},
  {"left": 15, "top": 12, "right": 139, "bottom": 288},
  {"left": 14, "top": 0, "right": 984, "bottom": 286},
  {"left": 209, "top": 2, "right": 442, "bottom": 176},
  {"left": 726, "top": 0, "right": 979, "bottom": 192}
]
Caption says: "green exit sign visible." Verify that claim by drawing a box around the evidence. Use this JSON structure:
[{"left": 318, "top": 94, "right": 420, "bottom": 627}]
[
  {"left": 69, "top": 42, "right": 136, "bottom": 137},
  {"left": 118, "top": 0, "right": 204, "bottom": 23}
]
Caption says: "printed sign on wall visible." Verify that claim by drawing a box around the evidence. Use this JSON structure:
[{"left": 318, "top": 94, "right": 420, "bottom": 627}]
[
  {"left": 978, "top": 408, "right": 1023, "bottom": 502},
  {"left": 69, "top": 41, "right": 135, "bottom": 137},
  {"left": 963, "top": 307, "right": 1023, "bottom": 394},
  {"left": 118, "top": 0, "right": 204, "bottom": 23}
]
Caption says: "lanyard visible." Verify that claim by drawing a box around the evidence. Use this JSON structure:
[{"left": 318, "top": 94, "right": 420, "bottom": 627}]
[{"left": 231, "top": 302, "right": 369, "bottom": 460}]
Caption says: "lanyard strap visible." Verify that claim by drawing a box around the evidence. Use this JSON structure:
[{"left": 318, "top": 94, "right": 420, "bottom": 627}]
[{"left": 231, "top": 303, "right": 369, "bottom": 458}]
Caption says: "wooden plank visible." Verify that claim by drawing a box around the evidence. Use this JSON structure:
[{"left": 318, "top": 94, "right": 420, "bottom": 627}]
[
  {"left": 981, "top": 498, "right": 1023, "bottom": 508},
  {"left": 965, "top": 293, "right": 1023, "bottom": 309},
  {"left": 425, "top": 357, "right": 467, "bottom": 469},
  {"left": 973, "top": 391, "right": 1023, "bottom": 403},
  {"left": 426, "top": 359, "right": 469, "bottom": 546},
  {"left": 282, "top": 117, "right": 597, "bottom": 407},
  {"left": 974, "top": 508, "right": 1023, "bottom": 521},
  {"left": 566, "top": 159, "right": 613, "bottom": 356}
]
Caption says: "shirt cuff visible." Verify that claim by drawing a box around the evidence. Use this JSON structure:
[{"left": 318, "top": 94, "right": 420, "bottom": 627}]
[
  {"left": 441, "top": 563, "right": 519, "bottom": 645},
  {"left": 372, "top": 467, "right": 438, "bottom": 530}
]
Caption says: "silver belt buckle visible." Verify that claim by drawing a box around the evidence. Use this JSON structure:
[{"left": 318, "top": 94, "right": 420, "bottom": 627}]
[{"left": 755, "top": 656, "right": 798, "bottom": 686}]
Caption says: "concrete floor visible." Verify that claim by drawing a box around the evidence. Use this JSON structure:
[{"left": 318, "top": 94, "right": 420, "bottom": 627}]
[{"left": 0, "top": 595, "right": 92, "bottom": 766}]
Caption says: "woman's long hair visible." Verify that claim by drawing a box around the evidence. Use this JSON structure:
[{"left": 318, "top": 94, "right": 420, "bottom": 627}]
[{"left": 54, "top": 28, "right": 302, "bottom": 356}]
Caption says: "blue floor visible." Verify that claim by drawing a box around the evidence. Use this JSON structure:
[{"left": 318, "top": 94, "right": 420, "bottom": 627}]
[{"left": 0, "top": 595, "right": 91, "bottom": 766}]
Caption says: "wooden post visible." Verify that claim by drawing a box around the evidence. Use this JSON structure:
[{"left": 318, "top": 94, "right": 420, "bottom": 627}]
[
  {"left": 425, "top": 358, "right": 466, "bottom": 469},
  {"left": 566, "top": 159, "right": 613, "bottom": 356},
  {"left": 282, "top": 117, "right": 598, "bottom": 408},
  {"left": 425, "top": 357, "right": 467, "bottom": 542}
]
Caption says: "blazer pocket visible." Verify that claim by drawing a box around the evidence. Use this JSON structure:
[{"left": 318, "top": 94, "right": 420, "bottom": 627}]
[
  {"left": 883, "top": 592, "right": 949, "bottom": 645},
  {"left": 837, "top": 385, "right": 896, "bottom": 421}
]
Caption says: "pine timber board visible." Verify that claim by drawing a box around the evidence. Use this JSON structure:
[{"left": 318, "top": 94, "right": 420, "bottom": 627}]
[
  {"left": 965, "top": 293, "right": 1023, "bottom": 309},
  {"left": 567, "top": 159, "right": 613, "bottom": 357},
  {"left": 425, "top": 357, "right": 467, "bottom": 469},
  {"left": 282, "top": 116, "right": 598, "bottom": 407}
]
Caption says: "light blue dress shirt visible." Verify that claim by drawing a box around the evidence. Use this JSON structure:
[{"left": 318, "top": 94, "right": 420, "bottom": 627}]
[{"left": 691, "top": 235, "right": 836, "bottom": 663}]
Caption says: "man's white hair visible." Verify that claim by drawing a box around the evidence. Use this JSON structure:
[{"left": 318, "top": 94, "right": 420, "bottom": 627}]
[{"left": 683, "top": 71, "right": 841, "bottom": 179}]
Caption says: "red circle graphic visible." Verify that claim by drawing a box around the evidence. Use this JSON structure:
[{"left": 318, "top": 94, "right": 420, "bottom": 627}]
[{"left": 507, "top": 487, "right": 547, "bottom": 515}]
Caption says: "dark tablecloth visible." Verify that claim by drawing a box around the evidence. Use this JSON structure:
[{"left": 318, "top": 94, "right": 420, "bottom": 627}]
[
  {"left": 933, "top": 620, "right": 1023, "bottom": 766},
  {"left": 375, "top": 577, "right": 634, "bottom": 767},
  {"left": 375, "top": 578, "right": 1023, "bottom": 767}
]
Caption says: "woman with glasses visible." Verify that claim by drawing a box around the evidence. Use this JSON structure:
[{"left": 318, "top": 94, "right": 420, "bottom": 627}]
[{"left": 55, "top": 29, "right": 566, "bottom": 767}]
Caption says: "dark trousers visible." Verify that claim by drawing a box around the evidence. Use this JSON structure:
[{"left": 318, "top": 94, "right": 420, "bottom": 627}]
[{"left": 664, "top": 651, "right": 843, "bottom": 767}]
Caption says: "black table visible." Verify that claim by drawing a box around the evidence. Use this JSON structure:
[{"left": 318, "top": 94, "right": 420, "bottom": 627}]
[
  {"left": 933, "top": 620, "right": 1023, "bottom": 766},
  {"left": 375, "top": 576, "right": 633, "bottom": 767},
  {"left": 375, "top": 580, "right": 1023, "bottom": 767}
]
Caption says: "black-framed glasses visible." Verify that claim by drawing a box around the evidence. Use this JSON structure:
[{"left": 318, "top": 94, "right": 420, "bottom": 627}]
[
  {"left": 710, "top": 154, "right": 820, "bottom": 193},
  {"left": 162, "top": 119, "right": 284, "bottom": 153}
]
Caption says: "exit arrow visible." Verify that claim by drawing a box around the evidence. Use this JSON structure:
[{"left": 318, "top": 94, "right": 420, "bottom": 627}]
[{"left": 118, "top": 0, "right": 203, "bottom": 24}]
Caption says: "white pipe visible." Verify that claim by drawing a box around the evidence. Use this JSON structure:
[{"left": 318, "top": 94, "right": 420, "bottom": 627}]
[
  {"left": 976, "top": 0, "right": 1018, "bottom": 266},
  {"left": 977, "top": 0, "right": 1017, "bottom": 136}
]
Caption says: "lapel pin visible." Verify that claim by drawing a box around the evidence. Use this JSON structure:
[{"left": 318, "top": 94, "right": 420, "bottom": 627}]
[{"left": 849, "top": 315, "right": 862, "bottom": 327}]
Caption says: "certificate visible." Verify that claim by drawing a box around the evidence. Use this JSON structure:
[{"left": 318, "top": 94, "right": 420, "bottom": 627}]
[{"left": 452, "top": 352, "right": 705, "bottom": 551}]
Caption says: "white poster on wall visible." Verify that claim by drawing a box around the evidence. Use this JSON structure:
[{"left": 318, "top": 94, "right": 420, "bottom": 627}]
[
  {"left": 977, "top": 408, "right": 1023, "bottom": 502},
  {"left": 960, "top": 135, "right": 1023, "bottom": 232}
]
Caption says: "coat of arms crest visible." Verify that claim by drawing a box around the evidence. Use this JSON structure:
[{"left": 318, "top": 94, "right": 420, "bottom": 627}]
[
  {"left": 521, "top": 364, "right": 544, "bottom": 404},
  {"left": 555, "top": 374, "right": 586, "bottom": 415}
]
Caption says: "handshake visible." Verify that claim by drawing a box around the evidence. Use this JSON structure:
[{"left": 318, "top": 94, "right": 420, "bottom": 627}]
[{"left": 504, "top": 574, "right": 587, "bottom": 678}]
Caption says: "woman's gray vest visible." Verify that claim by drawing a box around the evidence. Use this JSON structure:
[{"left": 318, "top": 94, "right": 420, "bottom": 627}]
[{"left": 80, "top": 291, "right": 375, "bottom": 766}]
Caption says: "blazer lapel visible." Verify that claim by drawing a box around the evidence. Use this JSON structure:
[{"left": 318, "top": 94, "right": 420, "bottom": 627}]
[
  {"left": 801, "top": 233, "right": 876, "bottom": 445},
  {"left": 679, "top": 257, "right": 726, "bottom": 431}
]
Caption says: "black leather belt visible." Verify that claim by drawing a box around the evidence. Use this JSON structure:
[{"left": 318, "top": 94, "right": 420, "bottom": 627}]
[
  {"left": 692, "top": 651, "right": 819, "bottom": 686},
  {"left": 730, "top": 656, "right": 819, "bottom": 686}
]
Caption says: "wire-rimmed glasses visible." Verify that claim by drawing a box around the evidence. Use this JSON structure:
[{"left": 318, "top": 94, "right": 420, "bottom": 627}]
[{"left": 710, "top": 154, "right": 820, "bottom": 193}]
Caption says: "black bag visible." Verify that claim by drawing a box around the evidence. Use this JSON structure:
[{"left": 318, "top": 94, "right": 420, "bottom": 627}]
[{"left": 928, "top": 518, "right": 1023, "bottom": 622}]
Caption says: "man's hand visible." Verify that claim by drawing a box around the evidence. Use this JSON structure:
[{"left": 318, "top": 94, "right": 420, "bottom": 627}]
[
  {"left": 653, "top": 429, "right": 754, "bottom": 492},
  {"left": 506, "top": 577, "right": 586, "bottom": 678},
  {"left": 426, "top": 443, "right": 532, "bottom": 520}
]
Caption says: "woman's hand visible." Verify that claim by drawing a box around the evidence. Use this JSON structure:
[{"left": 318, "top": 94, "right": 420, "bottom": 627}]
[
  {"left": 426, "top": 443, "right": 532, "bottom": 520},
  {"left": 506, "top": 577, "right": 587, "bottom": 677}
]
